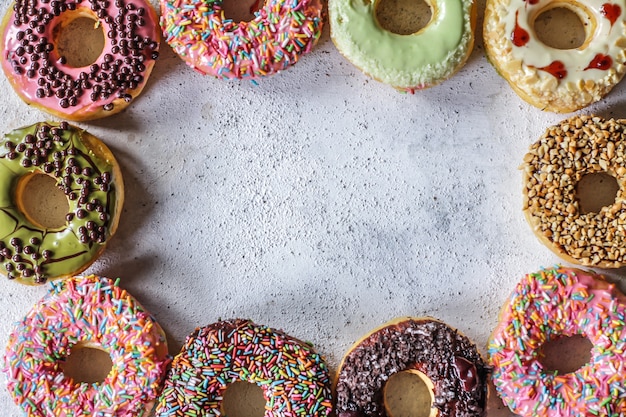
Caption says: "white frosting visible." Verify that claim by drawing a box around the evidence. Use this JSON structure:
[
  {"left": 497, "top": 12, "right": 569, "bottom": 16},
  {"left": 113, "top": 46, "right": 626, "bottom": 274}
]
[{"left": 484, "top": 0, "right": 626, "bottom": 111}]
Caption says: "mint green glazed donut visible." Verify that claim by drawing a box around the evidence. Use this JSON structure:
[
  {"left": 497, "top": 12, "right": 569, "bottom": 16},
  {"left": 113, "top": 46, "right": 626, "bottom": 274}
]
[{"left": 329, "top": 0, "right": 476, "bottom": 91}]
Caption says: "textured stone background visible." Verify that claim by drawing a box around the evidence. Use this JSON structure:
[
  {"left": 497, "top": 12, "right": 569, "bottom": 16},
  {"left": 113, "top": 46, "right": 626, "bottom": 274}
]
[{"left": 0, "top": 0, "right": 625, "bottom": 415}]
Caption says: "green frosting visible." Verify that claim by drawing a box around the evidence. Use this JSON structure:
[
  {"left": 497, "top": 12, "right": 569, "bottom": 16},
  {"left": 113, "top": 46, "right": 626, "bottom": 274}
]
[
  {"left": 0, "top": 122, "right": 122, "bottom": 285},
  {"left": 329, "top": 0, "right": 474, "bottom": 89}
]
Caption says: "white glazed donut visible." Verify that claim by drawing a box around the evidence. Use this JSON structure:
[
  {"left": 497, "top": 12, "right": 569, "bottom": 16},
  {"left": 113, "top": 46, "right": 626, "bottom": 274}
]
[{"left": 484, "top": 0, "right": 626, "bottom": 112}]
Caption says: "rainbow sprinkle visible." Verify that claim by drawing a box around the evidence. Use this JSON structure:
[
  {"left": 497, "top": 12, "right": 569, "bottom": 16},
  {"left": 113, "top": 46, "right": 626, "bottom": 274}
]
[
  {"left": 160, "top": 0, "right": 323, "bottom": 79},
  {"left": 488, "top": 266, "right": 626, "bottom": 417},
  {"left": 154, "top": 319, "right": 333, "bottom": 416},
  {"left": 3, "top": 275, "right": 171, "bottom": 417}
]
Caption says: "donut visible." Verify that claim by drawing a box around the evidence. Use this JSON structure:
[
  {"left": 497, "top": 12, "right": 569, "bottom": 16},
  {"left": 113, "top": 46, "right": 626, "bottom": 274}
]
[
  {"left": 0, "top": 121, "right": 123, "bottom": 285},
  {"left": 154, "top": 319, "right": 333, "bottom": 416},
  {"left": 3, "top": 274, "right": 170, "bottom": 417},
  {"left": 488, "top": 266, "right": 626, "bottom": 416},
  {"left": 160, "top": 0, "right": 323, "bottom": 79},
  {"left": 484, "top": 0, "right": 626, "bottom": 112},
  {"left": 335, "top": 317, "right": 488, "bottom": 417},
  {"left": 328, "top": 0, "right": 476, "bottom": 91},
  {"left": 0, "top": 0, "right": 160, "bottom": 121},
  {"left": 522, "top": 115, "right": 626, "bottom": 267}
]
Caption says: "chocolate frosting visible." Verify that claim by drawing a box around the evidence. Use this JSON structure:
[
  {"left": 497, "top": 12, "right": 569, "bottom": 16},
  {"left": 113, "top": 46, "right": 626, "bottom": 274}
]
[{"left": 335, "top": 318, "right": 488, "bottom": 417}]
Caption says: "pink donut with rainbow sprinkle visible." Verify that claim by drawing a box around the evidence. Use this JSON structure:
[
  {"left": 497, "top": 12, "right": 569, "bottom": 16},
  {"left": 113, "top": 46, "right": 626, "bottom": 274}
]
[
  {"left": 160, "top": 0, "right": 323, "bottom": 79},
  {"left": 488, "top": 266, "right": 626, "bottom": 416},
  {"left": 3, "top": 275, "right": 170, "bottom": 417}
]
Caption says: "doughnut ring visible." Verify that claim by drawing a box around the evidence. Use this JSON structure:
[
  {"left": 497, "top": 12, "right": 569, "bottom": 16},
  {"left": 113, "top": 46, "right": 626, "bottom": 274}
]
[
  {"left": 0, "top": 0, "right": 160, "bottom": 120},
  {"left": 155, "top": 319, "right": 333, "bottom": 416},
  {"left": 3, "top": 275, "right": 171, "bottom": 417},
  {"left": 522, "top": 115, "right": 626, "bottom": 267},
  {"left": 160, "top": 0, "right": 323, "bottom": 79},
  {"left": 484, "top": 0, "right": 626, "bottom": 112},
  {"left": 489, "top": 266, "right": 626, "bottom": 416},
  {"left": 328, "top": 0, "right": 476, "bottom": 90},
  {"left": 0, "top": 121, "right": 123, "bottom": 285},
  {"left": 335, "top": 317, "right": 488, "bottom": 417}
]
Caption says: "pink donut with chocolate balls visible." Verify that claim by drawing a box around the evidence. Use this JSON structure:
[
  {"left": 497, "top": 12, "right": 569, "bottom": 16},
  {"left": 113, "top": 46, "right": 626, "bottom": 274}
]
[{"left": 0, "top": 0, "right": 160, "bottom": 121}]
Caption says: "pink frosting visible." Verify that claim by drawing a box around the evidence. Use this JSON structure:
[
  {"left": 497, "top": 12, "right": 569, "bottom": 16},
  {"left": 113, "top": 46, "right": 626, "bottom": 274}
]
[
  {"left": 489, "top": 266, "right": 626, "bottom": 416},
  {"left": 160, "top": 0, "right": 323, "bottom": 79},
  {"left": 3, "top": 275, "right": 170, "bottom": 417},
  {"left": 1, "top": 0, "right": 160, "bottom": 118}
]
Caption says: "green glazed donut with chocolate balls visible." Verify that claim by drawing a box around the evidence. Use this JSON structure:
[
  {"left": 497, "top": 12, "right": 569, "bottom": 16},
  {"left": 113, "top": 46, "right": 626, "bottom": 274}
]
[{"left": 0, "top": 121, "right": 123, "bottom": 285}]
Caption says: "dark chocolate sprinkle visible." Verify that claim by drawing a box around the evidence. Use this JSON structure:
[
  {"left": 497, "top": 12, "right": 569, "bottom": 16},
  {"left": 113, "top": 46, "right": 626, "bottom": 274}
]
[
  {"left": 0, "top": 122, "right": 118, "bottom": 282},
  {"left": 335, "top": 319, "right": 488, "bottom": 417},
  {"left": 7, "top": 0, "right": 159, "bottom": 111}
]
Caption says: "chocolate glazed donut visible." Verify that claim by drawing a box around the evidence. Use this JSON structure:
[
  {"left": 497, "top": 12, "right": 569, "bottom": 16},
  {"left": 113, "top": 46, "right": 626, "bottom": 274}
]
[{"left": 335, "top": 317, "right": 488, "bottom": 417}]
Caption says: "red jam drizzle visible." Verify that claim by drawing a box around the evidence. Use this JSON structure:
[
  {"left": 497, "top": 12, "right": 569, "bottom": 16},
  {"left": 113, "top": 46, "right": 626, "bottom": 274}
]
[
  {"left": 454, "top": 357, "right": 478, "bottom": 392},
  {"left": 537, "top": 61, "right": 567, "bottom": 79},
  {"left": 512, "top": 11, "right": 530, "bottom": 47},
  {"left": 585, "top": 53, "right": 613, "bottom": 70},
  {"left": 601, "top": 3, "right": 621, "bottom": 26}
]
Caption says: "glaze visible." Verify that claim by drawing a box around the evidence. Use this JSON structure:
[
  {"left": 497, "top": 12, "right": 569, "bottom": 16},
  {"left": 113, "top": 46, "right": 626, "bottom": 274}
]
[
  {"left": 1, "top": 0, "right": 160, "bottom": 120},
  {"left": 489, "top": 266, "right": 626, "bottom": 416},
  {"left": 160, "top": 0, "right": 323, "bottom": 79},
  {"left": 484, "top": 0, "right": 626, "bottom": 112},
  {"left": 4, "top": 275, "right": 170, "bottom": 417},
  {"left": 328, "top": 0, "right": 475, "bottom": 90},
  {"left": 0, "top": 121, "right": 123, "bottom": 285},
  {"left": 335, "top": 317, "right": 488, "bottom": 417},
  {"left": 155, "top": 319, "right": 333, "bottom": 416}
]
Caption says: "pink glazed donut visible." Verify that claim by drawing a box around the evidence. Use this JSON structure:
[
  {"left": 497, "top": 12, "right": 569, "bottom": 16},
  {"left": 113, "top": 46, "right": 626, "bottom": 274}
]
[
  {"left": 3, "top": 275, "right": 170, "bottom": 417},
  {"left": 0, "top": 0, "right": 160, "bottom": 121},
  {"left": 160, "top": 0, "right": 323, "bottom": 79},
  {"left": 489, "top": 266, "right": 626, "bottom": 416}
]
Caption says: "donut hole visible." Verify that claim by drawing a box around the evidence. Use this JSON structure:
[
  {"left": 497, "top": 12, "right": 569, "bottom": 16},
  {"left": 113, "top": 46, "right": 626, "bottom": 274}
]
[
  {"left": 533, "top": 5, "right": 591, "bottom": 50},
  {"left": 221, "top": 0, "right": 261, "bottom": 22},
  {"left": 221, "top": 381, "right": 266, "bottom": 417},
  {"left": 17, "top": 173, "right": 69, "bottom": 229},
  {"left": 575, "top": 172, "right": 620, "bottom": 214},
  {"left": 376, "top": 0, "right": 433, "bottom": 36},
  {"left": 53, "top": 13, "right": 105, "bottom": 68},
  {"left": 538, "top": 334, "right": 593, "bottom": 374},
  {"left": 60, "top": 345, "right": 113, "bottom": 384},
  {"left": 383, "top": 370, "right": 435, "bottom": 417}
]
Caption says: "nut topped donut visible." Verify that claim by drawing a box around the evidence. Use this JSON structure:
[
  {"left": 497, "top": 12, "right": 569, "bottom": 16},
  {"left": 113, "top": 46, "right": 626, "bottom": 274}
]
[
  {"left": 155, "top": 319, "right": 333, "bottom": 416},
  {"left": 0, "top": 0, "right": 160, "bottom": 121},
  {"left": 484, "top": 0, "right": 626, "bottom": 112},
  {"left": 0, "top": 121, "right": 123, "bottom": 284},
  {"left": 522, "top": 115, "right": 626, "bottom": 267},
  {"left": 160, "top": 0, "right": 323, "bottom": 79},
  {"left": 335, "top": 317, "right": 488, "bottom": 417}
]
